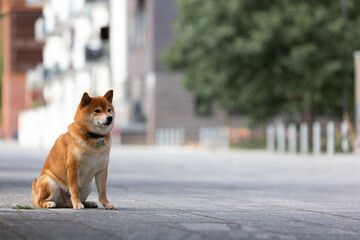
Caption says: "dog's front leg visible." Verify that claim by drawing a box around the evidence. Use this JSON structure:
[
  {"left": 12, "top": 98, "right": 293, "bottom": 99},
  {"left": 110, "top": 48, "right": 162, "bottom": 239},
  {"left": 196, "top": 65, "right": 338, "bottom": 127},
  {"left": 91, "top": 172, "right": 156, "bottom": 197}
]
[
  {"left": 67, "top": 162, "right": 84, "bottom": 210},
  {"left": 95, "top": 169, "right": 114, "bottom": 210}
]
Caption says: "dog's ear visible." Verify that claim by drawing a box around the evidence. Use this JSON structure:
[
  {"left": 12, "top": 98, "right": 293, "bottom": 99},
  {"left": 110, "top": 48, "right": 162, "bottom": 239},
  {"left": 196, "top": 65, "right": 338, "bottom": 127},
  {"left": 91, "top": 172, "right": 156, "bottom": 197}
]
[
  {"left": 80, "top": 92, "right": 91, "bottom": 107},
  {"left": 104, "top": 90, "right": 113, "bottom": 103}
]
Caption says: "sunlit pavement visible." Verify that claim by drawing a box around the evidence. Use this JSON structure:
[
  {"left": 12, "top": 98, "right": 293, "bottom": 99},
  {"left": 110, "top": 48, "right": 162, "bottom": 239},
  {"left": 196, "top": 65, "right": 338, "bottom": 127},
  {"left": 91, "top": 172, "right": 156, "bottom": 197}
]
[{"left": 1, "top": 141, "right": 360, "bottom": 240}]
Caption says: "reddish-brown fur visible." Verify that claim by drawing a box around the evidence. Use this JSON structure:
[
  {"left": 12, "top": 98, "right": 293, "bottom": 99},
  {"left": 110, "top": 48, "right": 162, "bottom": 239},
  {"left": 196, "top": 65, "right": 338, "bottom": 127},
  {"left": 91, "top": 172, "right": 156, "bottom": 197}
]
[{"left": 32, "top": 90, "right": 115, "bottom": 210}]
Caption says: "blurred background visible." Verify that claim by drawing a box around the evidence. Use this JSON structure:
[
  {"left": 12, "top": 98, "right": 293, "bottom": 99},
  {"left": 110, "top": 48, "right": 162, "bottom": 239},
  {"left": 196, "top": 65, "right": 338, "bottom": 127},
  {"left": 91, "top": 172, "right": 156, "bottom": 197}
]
[{"left": 0, "top": 0, "right": 360, "bottom": 154}]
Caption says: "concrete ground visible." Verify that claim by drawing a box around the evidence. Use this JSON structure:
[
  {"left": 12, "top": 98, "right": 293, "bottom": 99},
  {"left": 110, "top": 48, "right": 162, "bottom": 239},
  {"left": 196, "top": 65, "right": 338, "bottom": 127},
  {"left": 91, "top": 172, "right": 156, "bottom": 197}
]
[{"left": 1, "top": 142, "right": 360, "bottom": 240}]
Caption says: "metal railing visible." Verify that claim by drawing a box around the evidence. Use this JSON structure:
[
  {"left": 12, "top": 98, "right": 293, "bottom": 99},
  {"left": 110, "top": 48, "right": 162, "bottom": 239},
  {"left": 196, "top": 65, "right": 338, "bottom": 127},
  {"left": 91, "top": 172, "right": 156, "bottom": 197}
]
[
  {"left": 266, "top": 121, "right": 351, "bottom": 154},
  {"left": 155, "top": 128, "right": 185, "bottom": 146},
  {"left": 199, "top": 127, "right": 230, "bottom": 149}
]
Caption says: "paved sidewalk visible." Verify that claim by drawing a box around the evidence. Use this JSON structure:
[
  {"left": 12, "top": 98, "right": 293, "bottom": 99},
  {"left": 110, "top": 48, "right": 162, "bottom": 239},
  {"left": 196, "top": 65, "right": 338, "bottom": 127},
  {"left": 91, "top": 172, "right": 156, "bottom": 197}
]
[{"left": 1, "top": 142, "right": 360, "bottom": 239}]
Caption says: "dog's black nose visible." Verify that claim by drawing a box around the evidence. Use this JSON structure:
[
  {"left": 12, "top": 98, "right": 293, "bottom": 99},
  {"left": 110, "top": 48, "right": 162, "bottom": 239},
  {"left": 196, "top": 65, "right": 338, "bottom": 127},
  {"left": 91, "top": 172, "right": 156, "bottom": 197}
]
[{"left": 106, "top": 116, "right": 113, "bottom": 123}]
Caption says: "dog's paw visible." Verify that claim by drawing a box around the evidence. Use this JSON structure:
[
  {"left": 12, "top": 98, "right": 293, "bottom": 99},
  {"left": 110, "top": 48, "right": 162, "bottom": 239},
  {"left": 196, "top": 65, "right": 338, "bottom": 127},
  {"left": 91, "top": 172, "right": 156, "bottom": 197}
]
[
  {"left": 104, "top": 203, "right": 115, "bottom": 210},
  {"left": 73, "top": 203, "right": 84, "bottom": 210},
  {"left": 83, "top": 201, "right": 98, "bottom": 208},
  {"left": 42, "top": 201, "right": 56, "bottom": 208}
]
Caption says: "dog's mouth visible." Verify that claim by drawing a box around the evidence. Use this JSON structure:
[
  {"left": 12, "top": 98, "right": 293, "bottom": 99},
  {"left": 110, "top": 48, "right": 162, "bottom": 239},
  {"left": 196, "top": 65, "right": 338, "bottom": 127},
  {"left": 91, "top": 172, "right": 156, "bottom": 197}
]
[
  {"left": 96, "top": 123, "right": 109, "bottom": 127},
  {"left": 96, "top": 122, "right": 112, "bottom": 127}
]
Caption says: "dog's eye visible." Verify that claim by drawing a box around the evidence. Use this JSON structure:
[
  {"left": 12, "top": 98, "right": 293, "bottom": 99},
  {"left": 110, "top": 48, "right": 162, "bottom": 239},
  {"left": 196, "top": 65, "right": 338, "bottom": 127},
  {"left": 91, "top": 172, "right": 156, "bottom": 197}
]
[
  {"left": 107, "top": 109, "right": 111, "bottom": 112},
  {"left": 94, "top": 109, "right": 101, "bottom": 113}
]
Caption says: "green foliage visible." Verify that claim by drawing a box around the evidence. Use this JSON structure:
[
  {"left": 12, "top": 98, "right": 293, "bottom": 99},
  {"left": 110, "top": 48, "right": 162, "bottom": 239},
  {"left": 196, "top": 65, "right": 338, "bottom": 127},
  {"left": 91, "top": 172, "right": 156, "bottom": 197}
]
[
  {"left": 231, "top": 136, "right": 266, "bottom": 150},
  {"left": 163, "top": 0, "right": 360, "bottom": 124},
  {"left": 12, "top": 205, "right": 34, "bottom": 210}
]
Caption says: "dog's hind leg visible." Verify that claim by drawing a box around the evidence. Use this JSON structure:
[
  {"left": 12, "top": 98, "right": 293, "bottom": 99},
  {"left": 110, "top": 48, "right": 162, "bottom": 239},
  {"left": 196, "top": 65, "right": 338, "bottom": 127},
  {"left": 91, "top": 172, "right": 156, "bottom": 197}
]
[
  {"left": 38, "top": 185, "right": 53, "bottom": 208},
  {"left": 35, "top": 175, "right": 65, "bottom": 208},
  {"left": 32, "top": 179, "right": 39, "bottom": 207},
  {"left": 33, "top": 175, "right": 51, "bottom": 208}
]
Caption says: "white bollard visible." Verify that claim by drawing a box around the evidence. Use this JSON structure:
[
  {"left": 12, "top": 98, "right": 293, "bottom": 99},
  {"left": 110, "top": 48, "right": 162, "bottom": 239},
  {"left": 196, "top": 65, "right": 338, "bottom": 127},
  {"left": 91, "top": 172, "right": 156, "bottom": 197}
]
[
  {"left": 276, "top": 122, "right": 286, "bottom": 153},
  {"left": 155, "top": 130, "right": 160, "bottom": 145},
  {"left": 313, "top": 121, "right": 321, "bottom": 155},
  {"left": 158, "top": 128, "right": 186, "bottom": 146},
  {"left": 212, "top": 128, "right": 218, "bottom": 148},
  {"left": 266, "top": 124, "right": 275, "bottom": 152},
  {"left": 199, "top": 127, "right": 204, "bottom": 147},
  {"left": 170, "top": 129, "right": 176, "bottom": 145},
  {"left": 300, "top": 123, "right": 308, "bottom": 154},
  {"left": 159, "top": 129, "right": 165, "bottom": 146},
  {"left": 204, "top": 128, "right": 209, "bottom": 147},
  {"left": 288, "top": 123, "right": 297, "bottom": 153},
  {"left": 207, "top": 128, "right": 212, "bottom": 147},
  {"left": 341, "top": 121, "right": 349, "bottom": 153},
  {"left": 174, "top": 129, "right": 178, "bottom": 145},
  {"left": 205, "top": 128, "right": 211, "bottom": 148},
  {"left": 216, "top": 128, "right": 221, "bottom": 147},
  {"left": 222, "top": 128, "right": 230, "bottom": 149},
  {"left": 165, "top": 129, "right": 170, "bottom": 146},
  {"left": 180, "top": 128, "right": 185, "bottom": 144},
  {"left": 199, "top": 127, "right": 229, "bottom": 149},
  {"left": 326, "top": 121, "right": 334, "bottom": 155}
]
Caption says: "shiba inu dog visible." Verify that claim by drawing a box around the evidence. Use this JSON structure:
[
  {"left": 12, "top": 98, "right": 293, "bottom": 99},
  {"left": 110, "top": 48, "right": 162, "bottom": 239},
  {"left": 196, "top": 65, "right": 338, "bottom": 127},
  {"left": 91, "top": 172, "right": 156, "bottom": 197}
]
[{"left": 32, "top": 90, "right": 115, "bottom": 210}]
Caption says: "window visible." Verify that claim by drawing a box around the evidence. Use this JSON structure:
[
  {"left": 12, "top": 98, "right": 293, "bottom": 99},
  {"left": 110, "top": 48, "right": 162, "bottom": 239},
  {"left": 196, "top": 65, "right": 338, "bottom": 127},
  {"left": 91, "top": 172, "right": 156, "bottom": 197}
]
[
  {"left": 100, "top": 26, "right": 109, "bottom": 41},
  {"left": 129, "top": 0, "right": 147, "bottom": 49},
  {"left": 195, "top": 97, "right": 213, "bottom": 117}
]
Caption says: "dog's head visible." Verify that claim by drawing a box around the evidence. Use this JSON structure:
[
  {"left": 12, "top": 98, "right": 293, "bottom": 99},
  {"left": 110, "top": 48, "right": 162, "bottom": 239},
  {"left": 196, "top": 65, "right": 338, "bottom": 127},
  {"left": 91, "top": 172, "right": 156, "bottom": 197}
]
[{"left": 74, "top": 90, "right": 115, "bottom": 135}]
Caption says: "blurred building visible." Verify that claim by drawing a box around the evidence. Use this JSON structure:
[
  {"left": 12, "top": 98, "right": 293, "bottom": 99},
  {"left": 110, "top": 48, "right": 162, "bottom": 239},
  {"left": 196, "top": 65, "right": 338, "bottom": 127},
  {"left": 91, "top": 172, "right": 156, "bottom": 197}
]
[
  {"left": 19, "top": 0, "right": 112, "bottom": 147},
  {"left": 354, "top": 51, "right": 360, "bottom": 153},
  {"left": 0, "top": 0, "right": 43, "bottom": 139},
  {"left": 122, "top": 0, "right": 226, "bottom": 144},
  {"left": 18, "top": 0, "right": 241, "bottom": 147}
]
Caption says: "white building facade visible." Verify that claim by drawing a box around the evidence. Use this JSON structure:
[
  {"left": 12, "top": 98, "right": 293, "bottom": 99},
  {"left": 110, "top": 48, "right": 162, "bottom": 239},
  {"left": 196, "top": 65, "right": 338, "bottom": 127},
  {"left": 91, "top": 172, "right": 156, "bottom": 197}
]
[{"left": 19, "top": 0, "right": 128, "bottom": 148}]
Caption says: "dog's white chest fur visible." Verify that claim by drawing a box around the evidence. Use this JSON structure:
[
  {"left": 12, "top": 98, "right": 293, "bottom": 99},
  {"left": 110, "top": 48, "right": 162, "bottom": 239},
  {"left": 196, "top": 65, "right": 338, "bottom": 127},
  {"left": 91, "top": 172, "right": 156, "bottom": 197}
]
[{"left": 78, "top": 153, "right": 109, "bottom": 187}]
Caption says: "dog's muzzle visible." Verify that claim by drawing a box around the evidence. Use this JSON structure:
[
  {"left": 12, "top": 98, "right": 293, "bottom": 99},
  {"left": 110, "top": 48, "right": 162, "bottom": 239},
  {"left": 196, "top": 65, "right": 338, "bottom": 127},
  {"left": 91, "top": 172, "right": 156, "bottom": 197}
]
[{"left": 104, "top": 116, "right": 113, "bottom": 125}]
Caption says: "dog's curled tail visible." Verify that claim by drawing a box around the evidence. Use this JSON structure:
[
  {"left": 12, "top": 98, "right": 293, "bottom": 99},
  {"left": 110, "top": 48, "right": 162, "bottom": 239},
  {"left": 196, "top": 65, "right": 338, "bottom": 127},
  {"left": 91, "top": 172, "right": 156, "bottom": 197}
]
[{"left": 32, "top": 179, "right": 39, "bottom": 207}]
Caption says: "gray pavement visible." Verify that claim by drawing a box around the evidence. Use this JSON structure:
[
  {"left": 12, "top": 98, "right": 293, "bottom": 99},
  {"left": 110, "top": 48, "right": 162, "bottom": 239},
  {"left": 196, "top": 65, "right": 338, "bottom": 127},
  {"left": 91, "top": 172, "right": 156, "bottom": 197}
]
[{"left": 1, "top": 142, "right": 360, "bottom": 240}]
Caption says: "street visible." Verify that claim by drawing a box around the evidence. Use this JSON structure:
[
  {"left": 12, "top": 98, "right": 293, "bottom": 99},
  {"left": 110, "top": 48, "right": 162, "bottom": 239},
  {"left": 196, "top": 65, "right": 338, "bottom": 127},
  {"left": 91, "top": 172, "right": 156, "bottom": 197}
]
[{"left": 1, "top": 142, "right": 360, "bottom": 240}]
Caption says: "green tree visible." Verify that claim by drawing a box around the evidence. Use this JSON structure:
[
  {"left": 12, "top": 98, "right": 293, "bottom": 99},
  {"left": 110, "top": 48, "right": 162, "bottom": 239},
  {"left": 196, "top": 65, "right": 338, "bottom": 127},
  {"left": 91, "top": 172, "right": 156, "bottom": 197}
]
[{"left": 163, "top": 0, "right": 360, "bottom": 125}]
